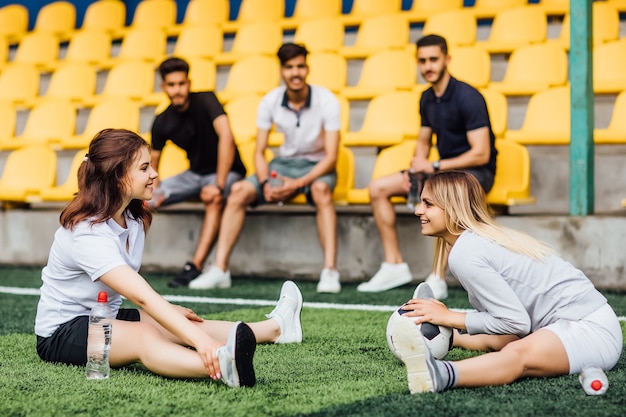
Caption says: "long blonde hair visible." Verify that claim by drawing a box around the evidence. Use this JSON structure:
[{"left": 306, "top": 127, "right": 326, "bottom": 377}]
[{"left": 424, "top": 171, "right": 554, "bottom": 275}]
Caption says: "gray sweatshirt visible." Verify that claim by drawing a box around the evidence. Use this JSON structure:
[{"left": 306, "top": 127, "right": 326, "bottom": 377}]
[{"left": 448, "top": 230, "right": 607, "bottom": 337}]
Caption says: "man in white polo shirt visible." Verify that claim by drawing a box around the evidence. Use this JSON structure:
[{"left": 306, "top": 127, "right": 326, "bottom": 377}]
[{"left": 188, "top": 43, "right": 342, "bottom": 293}]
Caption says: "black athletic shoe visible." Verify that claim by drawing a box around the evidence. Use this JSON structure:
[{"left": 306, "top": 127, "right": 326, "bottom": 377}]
[
  {"left": 218, "top": 322, "right": 257, "bottom": 388},
  {"left": 167, "top": 262, "right": 200, "bottom": 288}
]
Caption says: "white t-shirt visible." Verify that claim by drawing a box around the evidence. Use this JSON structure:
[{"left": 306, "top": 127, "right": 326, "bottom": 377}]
[
  {"left": 35, "top": 215, "right": 145, "bottom": 337},
  {"left": 257, "top": 85, "right": 340, "bottom": 162}
]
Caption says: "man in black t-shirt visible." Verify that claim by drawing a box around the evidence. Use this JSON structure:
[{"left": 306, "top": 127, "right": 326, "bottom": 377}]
[
  {"left": 358, "top": 34, "right": 497, "bottom": 299},
  {"left": 149, "top": 57, "right": 247, "bottom": 288}
]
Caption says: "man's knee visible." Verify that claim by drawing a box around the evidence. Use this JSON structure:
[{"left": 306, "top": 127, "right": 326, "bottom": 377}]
[
  {"left": 310, "top": 181, "right": 333, "bottom": 204},
  {"left": 227, "top": 181, "right": 256, "bottom": 207}
]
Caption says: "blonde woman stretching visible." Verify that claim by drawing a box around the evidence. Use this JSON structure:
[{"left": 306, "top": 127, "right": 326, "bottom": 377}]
[{"left": 389, "top": 171, "right": 622, "bottom": 393}]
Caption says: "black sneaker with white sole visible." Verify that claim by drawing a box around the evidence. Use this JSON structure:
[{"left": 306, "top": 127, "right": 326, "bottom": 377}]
[
  {"left": 168, "top": 262, "right": 200, "bottom": 288},
  {"left": 218, "top": 322, "right": 257, "bottom": 388}
]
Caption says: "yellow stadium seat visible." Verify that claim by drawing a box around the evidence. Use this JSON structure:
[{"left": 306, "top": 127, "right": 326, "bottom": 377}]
[
  {"left": 224, "top": 94, "right": 264, "bottom": 145},
  {"left": 186, "top": 57, "right": 217, "bottom": 91},
  {"left": 422, "top": 8, "right": 477, "bottom": 47},
  {"left": 39, "top": 148, "right": 88, "bottom": 201},
  {"left": 476, "top": 6, "right": 547, "bottom": 54},
  {"left": 0, "top": 144, "right": 57, "bottom": 205},
  {"left": 214, "top": 21, "right": 283, "bottom": 65},
  {"left": 127, "top": 0, "right": 177, "bottom": 34},
  {"left": 172, "top": 0, "right": 228, "bottom": 34},
  {"left": 158, "top": 141, "right": 190, "bottom": 180},
  {"left": 63, "top": 98, "right": 140, "bottom": 149},
  {"left": 222, "top": 0, "right": 284, "bottom": 33},
  {"left": 282, "top": 0, "right": 342, "bottom": 30},
  {"left": 0, "top": 36, "right": 7, "bottom": 69},
  {"left": 549, "top": 3, "right": 619, "bottom": 51},
  {"left": 343, "top": 91, "right": 419, "bottom": 147},
  {"left": 479, "top": 88, "right": 507, "bottom": 138},
  {"left": 216, "top": 55, "right": 280, "bottom": 103},
  {"left": 101, "top": 27, "right": 166, "bottom": 68},
  {"left": 595, "top": 90, "right": 626, "bottom": 144},
  {"left": 341, "top": 0, "right": 402, "bottom": 27},
  {"left": 293, "top": 17, "right": 344, "bottom": 53},
  {"left": 0, "top": 4, "right": 28, "bottom": 44},
  {"left": 38, "top": 62, "right": 97, "bottom": 105},
  {"left": 0, "top": 101, "right": 16, "bottom": 143},
  {"left": 173, "top": 25, "right": 223, "bottom": 60},
  {"left": 593, "top": 40, "right": 626, "bottom": 94},
  {"left": 341, "top": 50, "right": 415, "bottom": 100},
  {"left": 0, "top": 63, "right": 40, "bottom": 107},
  {"left": 448, "top": 46, "right": 490, "bottom": 89},
  {"left": 533, "top": 0, "right": 569, "bottom": 16},
  {"left": 505, "top": 86, "right": 570, "bottom": 145},
  {"left": 32, "top": 1, "right": 76, "bottom": 41},
  {"left": 80, "top": 0, "right": 126, "bottom": 37},
  {"left": 93, "top": 61, "right": 156, "bottom": 104},
  {"left": 61, "top": 30, "right": 112, "bottom": 68},
  {"left": 340, "top": 13, "right": 410, "bottom": 59},
  {"left": 307, "top": 52, "right": 347, "bottom": 94},
  {"left": 607, "top": 0, "right": 626, "bottom": 13},
  {"left": 236, "top": 140, "right": 274, "bottom": 176},
  {"left": 12, "top": 31, "right": 60, "bottom": 71},
  {"left": 486, "top": 139, "right": 536, "bottom": 209},
  {"left": 469, "top": 0, "right": 527, "bottom": 20},
  {"left": 405, "top": 0, "right": 464, "bottom": 24},
  {"left": 489, "top": 43, "right": 568, "bottom": 96}
]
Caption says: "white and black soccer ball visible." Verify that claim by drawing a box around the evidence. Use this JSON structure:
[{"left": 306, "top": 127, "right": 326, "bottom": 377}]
[{"left": 386, "top": 305, "right": 453, "bottom": 360}]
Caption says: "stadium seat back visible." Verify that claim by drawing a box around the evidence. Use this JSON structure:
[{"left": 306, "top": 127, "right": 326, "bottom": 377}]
[
  {"left": 21, "top": 100, "right": 76, "bottom": 146},
  {"left": 307, "top": 52, "right": 347, "bottom": 93},
  {"left": 39, "top": 148, "right": 88, "bottom": 201},
  {"left": 33, "top": 1, "right": 76, "bottom": 39},
  {"left": 13, "top": 31, "right": 60, "bottom": 69},
  {"left": 593, "top": 39, "right": 626, "bottom": 94},
  {"left": 130, "top": 0, "right": 176, "bottom": 31},
  {"left": 479, "top": 88, "right": 507, "bottom": 138},
  {"left": 478, "top": 6, "right": 547, "bottom": 53},
  {"left": 81, "top": 98, "right": 140, "bottom": 140},
  {"left": 180, "top": 0, "right": 228, "bottom": 27},
  {"left": 423, "top": 8, "right": 476, "bottom": 47},
  {"left": 215, "top": 21, "right": 282, "bottom": 64},
  {"left": 224, "top": 0, "right": 283, "bottom": 31},
  {"left": 293, "top": 17, "right": 344, "bottom": 53},
  {"left": 237, "top": 140, "right": 274, "bottom": 176},
  {"left": 186, "top": 57, "right": 217, "bottom": 91},
  {"left": 218, "top": 56, "right": 280, "bottom": 102},
  {"left": 64, "top": 30, "right": 112, "bottom": 66},
  {"left": 341, "top": 13, "right": 410, "bottom": 58},
  {"left": 43, "top": 62, "right": 97, "bottom": 103},
  {"left": 0, "top": 101, "right": 16, "bottom": 142},
  {"left": 81, "top": 0, "right": 126, "bottom": 34},
  {"left": 332, "top": 145, "right": 355, "bottom": 204},
  {"left": 0, "top": 144, "right": 57, "bottom": 202},
  {"left": 158, "top": 141, "right": 190, "bottom": 180},
  {"left": 342, "top": 0, "right": 401, "bottom": 25},
  {"left": 116, "top": 27, "right": 167, "bottom": 63},
  {"left": 101, "top": 61, "right": 155, "bottom": 100},
  {"left": 0, "top": 4, "right": 28, "bottom": 43},
  {"left": 552, "top": 3, "right": 619, "bottom": 49},
  {"left": 595, "top": 90, "right": 626, "bottom": 143},
  {"left": 486, "top": 139, "right": 535, "bottom": 206},
  {"left": 173, "top": 25, "right": 223, "bottom": 59},
  {"left": 406, "top": 0, "right": 464, "bottom": 23},
  {"left": 448, "top": 46, "right": 490, "bottom": 88},
  {"left": 284, "top": 0, "right": 341, "bottom": 27},
  {"left": 0, "top": 63, "right": 40, "bottom": 104},
  {"left": 224, "top": 94, "right": 264, "bottom": 144},
  {"left": 470, "top": 0, "right": 526, "bottom": 19}
]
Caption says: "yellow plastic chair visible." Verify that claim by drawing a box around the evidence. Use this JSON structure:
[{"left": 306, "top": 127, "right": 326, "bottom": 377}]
[
  {"left": 593, "top": 40, "right": 626, "bottom": 94},
  {"left": 224, "top": 94, "right": 264, "bottom": 145},
  {"left": 405, "top": 0, "right": 464, "bottom": 24},
  {"left": 489, "top": 43, "right": 568, "bottom": 96},
  {"left": 479, "top": 88, "right": 507, "bottom": 139},
  {"left": 293, "top": 17, "right": 344, "bottom": 53},
  {"left": 173, "top": 25, "right": 223, "bottom": 60},
  {"left": 0, "top": 4, "right": 28, "bottom": 44},
  {"left": 534, "top": 0, "right": 569, "bottom": 16},
  {"left": 222, "top": 0, "right": 284, "bottom": 33},
  {"left": 341, "top": 50, "right": 416, "bottom": 100},
  {"left": 549, "top": 3, "right": 619, "bottom": 51},
  {"left": 32, "top": 1, "right": 76, "bottom": 41},
  {"left": 38, "top": 62, "right": 97, "bottom": 105},
  {"left": 343, "top": 91, "right": 419, "bottom": 147},
  {"left": 127, "top": 0, "right": 177, "bottom": 34},
  {"left": 505, "top": 86, "right": 570, "bottom": 145},
  {"left": 39, "top": 148, "right": 88, "bottom": 201},
  {"left": 341, "top": 0, "right": 402, "bottom": 27},
  {"left": 422, "top": 8, "right": 477, "bottom": 47},
  {"left": 0, "top": 36, "right": 7, "bottom": 69},
  {"left": 0, "top": 144, "right": 57, "bottom": 204},
  {"left": 307, "top": 52, "right": 347, "bottom": 94},
  {"left": 101, "top": 27, "right": 166, "bottom": 68},
  {"left": 80, "top": 0, "right": 126, "bottom": 37},
  {"left": 172, "top": 0, "right": 228, "bottom": 34},
  {"left": 340, "top": 13, "right": 410, "bottom": 59},
  {"left": 12, "top": 31, "right": 60, "bottom": 71},
  {"left": 186, "top": 57, "right": 217, "bottom": 91},
  {"left": 595, "top": 90, "right": 626, "bottom": 144},
  {"left": 216, "top": 55, "right": 280, "bottom": 103},
  {"left": 94, "top": 61, "right": 156, "bottom": 104},
  {"left": 63, "top": 98, "right": 140, "bottom": 149},
  {"left": 0, "top": 101, "right": 16, "bottom": 143},
  {"left": 0, "top": 63, "right": 40, "bottom": 107},
  {"left": 476, "top": 6, "right": 547, "bottom": 54},
  {"left": 607, "top": 0, "right": 626, "bottom": 13},
  {"left": 282, "top": 0, "right": 341, "bottom": 30},
  {"left": 214, "top": 21, "right": 283, "bottom": 65},
  {"left": 448, "top": 46, "right": 490, "bottom": 89},
  {"left": 486, "top": 139, "right": 536, "bottom": 208},
  {"left": 62, "top": 30, "right": 112, "bottom": 68},
  {"left": 158, "top": 141, "right": 190, "bottom": 180},
  {"left": 469, "top": 0, "right": 527, "bottom": 20},
  {"left": 236, "top": 140, "right": 274, "bottom": 176}
]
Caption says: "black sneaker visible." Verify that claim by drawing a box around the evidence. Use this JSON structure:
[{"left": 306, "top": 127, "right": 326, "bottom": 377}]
[{"left": 168, "top": 262, "right": 200, "bottom": 288}]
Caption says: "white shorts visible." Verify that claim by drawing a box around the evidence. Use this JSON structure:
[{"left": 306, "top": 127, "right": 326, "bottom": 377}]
[{"left": 545, "top": 303, "right": 623, "bottom": 374}]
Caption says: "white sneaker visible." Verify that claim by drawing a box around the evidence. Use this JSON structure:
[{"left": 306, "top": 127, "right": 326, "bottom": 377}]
[
  {"left": 424, "top": 273, "right": 448, "bottom": 300},
  {"left": 188, "top": 266, "right": 231, "bottom": 289},
  {"left": 357, "top": 262, "right": 413, "bottom": 292},
  {"left": 317, "top": 268, "right": 341, "bottom": 293},
  {"left": 265, "top": 281, "right": 303, "bottom": 344},
  {"left": 217, "top": 321, "right": 256, "bottom": 388},
  {"left": 412, "top": 282, "right": 435, "bottom": 300}
]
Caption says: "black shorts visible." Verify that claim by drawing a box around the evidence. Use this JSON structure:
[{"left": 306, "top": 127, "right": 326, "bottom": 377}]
[
  {"left": 36, "top": 308, "right": 140, "bottom": 366},
  {"left": 400, "top": 166, "right": 495, "bottom": 195}
]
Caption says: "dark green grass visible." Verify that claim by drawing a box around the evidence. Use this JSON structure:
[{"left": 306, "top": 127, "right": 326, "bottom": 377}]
[{"left": 1, "top": 266, "right": 625, "bottom": 417}]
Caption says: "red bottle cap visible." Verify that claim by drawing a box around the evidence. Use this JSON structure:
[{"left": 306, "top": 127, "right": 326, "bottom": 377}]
[
  {"left": 270, "top": 170, "right": 278, "bottom": 178},
  {"left": 97, "top": 291, "right": 108, "bottom": 303},
  {"left": 590, "top": 380, "right": 603, "bottom": 391}
]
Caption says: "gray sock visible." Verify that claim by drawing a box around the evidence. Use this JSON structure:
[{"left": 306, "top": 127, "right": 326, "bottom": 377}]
[{"left": 427, "top": 352, "right": 459, "bottom": 392}]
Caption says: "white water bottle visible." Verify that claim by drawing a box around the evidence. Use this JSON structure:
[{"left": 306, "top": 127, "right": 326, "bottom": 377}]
[
  {"left": 86, "top": 291, "right": 113, "bottom": 380},
  {"left": 268, "top": 170, "right": 284, "bottom": 206},
  {"left": 579, "top": 366, "right": 609, "bottom": 395}
]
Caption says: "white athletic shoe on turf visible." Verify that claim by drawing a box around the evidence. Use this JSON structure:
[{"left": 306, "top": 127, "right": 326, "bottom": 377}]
[
  {"left": 217, "top": 321, "right": 256, "bottom": 388},
  {"left": 188, "top": 266, "right": 231, "bottom": 289},
  {"left": 424, "top": 273, "right": 448, "bottom": 300},
  {"left": 317, "top": 268, "right": 341, "bottom": 293},
  {"left": 265, "top": 281, "right": 303, "bottom": 344},
  {"left": 388, "top": 315, "right": 442, "bottom": 393},
  {"left": 357, "top": 262, "right": 413, "bottom": 292}
]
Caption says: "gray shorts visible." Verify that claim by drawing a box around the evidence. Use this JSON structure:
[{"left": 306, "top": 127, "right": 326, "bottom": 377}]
[
  {"left": 248, "top": 158, "right": 336, "bottom": 206},
  {"left": 400, "top": 166, "right": 495, "bottom": 195},
  {"left": 155, "top": 170, "right": 244, "bottom": 206}
]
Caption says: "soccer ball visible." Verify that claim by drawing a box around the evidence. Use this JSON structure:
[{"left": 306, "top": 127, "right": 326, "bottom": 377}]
[{"left": 386, "top": 306, "right": 453, "bottom": 360}]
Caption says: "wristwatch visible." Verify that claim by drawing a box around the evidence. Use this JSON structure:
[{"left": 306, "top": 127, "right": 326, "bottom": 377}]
[{"left": 433, "top": 160, "right": 440, "bottom": 172}]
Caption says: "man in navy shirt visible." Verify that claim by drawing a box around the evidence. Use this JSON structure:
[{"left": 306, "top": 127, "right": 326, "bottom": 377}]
[{"left": 358, "top": 34, "right": 497, "bottom": 298}]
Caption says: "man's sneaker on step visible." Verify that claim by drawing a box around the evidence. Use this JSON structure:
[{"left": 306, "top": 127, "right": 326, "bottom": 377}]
[
  {"left": 317, "top": 268, "right": 341, "bottom": 293},
  {"left": 265, "top": 281, "right": 303, "bottom": 344},
  {"left": 217, "top": 321, "right": 256, "bottom": 388},
  {"left": 357, "top": 262, "right": 413, "bottom": 292},
  {"left": 424, "top": 273, "right": 448, "bottom": 300},
  {"left": 189, "top": 266, "right": 232, "bottom": 289},
  {"left": 168, "top": 262, "right": 200, "bottom": 288}
]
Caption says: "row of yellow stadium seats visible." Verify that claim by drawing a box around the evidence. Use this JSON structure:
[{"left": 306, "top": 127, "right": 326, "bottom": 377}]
[{"left": 0, "top": 138, "right": 534, "bottom": 211}]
